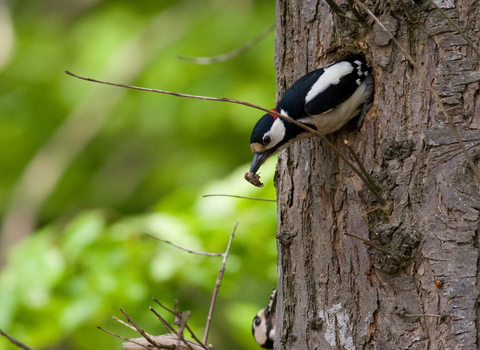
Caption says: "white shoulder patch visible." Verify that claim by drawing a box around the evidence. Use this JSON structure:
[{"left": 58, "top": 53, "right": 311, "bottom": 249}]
[{"left": 305, "top": 61, "right": 354, "bottom": 103}]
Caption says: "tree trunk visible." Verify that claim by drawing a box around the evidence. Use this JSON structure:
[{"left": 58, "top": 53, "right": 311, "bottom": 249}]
[{"left": 274, "top": 1, "right": 480, "bottom": 349}]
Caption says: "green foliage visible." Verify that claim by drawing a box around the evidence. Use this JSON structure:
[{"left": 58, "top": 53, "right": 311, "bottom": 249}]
[{"left": 0, "top": 0, "right": 278, "bottom": 349}]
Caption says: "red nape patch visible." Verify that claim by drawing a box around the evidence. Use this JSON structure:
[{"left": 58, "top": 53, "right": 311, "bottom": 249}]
[{"left": 268, "top": 108, "right": 279, "bottom": 119}]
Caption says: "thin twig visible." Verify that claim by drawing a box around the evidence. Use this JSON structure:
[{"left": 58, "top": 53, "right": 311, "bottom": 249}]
[
  {"left": 65, "top": 70, "right": 387, "bottom": 206},
  {"left": 345, "top": 144, "right": 381, "bottom": 193},
  {"left": 202, "top": 194, "right": 276, "bottom": 202},
  {"left": 336, "top": 13, "right": 360, "bottom": 22},
  {"left": 183, "top": 326, "right": 204, "bottom": 348},
  {"left": 152, "top": 298, "right": 206, "bottom": 348},
  {"left": 113, "top": 316, "right": 140, "bottom": 332},
  {"left": 397, "top": 0, "right": 420, "bottom": 23},
  {"left": 402, "top": 313, "right": 443, "bottom": 318},
  {"left": 149, "top": 308, "right": 198, "bottom": 350},
  {"left": 98, "top": 327, "right": 150, "bottom": 349},
  {"left": 184, "top": 327, "right": 204, "bottom": 349},
  {"left": 175, "top": 311, "right": 190, "bottom": 338},
  {"left": 324, "top": 0, "right": 345, "bottom": 15},
  {"left": 152, "top": 297, "right": 175, "bottom": 313},
  {"left": 346, "top": 0, "right": 367, "bottom": 24},
  {"left": 177, "top": 23, "right": 274, "bottom": 64},
  {"left": 426, "top": 0, "right": 480, "bottom": 60},
  {"left": 148, "top": 307, "right": 178, "bottom": 335},
  {"left": 145, "top": 232, "right": 223, "bottom": 257},
  {"left": 0, "top": 330, "right": 35, "bottom": 350},
  {"left": 343, "top": 232, "right": 391, "bottom": 255},
  {"left": 203, "top": 222, "right": 237, "bottom": 345},
  {"left": 324, "top": 0, "right": 358, "bottom": 22},
  {"left": 120, "top": 307, "right": 175, "bottom": 350},
  {"left": 355, "top": 0, "right": 480, "bottom": 185}
]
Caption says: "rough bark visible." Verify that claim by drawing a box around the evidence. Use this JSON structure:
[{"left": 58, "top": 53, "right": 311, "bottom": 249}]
[{"left": 274, "top": 1, "right": 480, "bottom": 349}]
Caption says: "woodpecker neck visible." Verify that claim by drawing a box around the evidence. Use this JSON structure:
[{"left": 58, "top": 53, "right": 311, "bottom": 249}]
[{"left": 281, "top": 120, "right": 316, "bottom": 149}]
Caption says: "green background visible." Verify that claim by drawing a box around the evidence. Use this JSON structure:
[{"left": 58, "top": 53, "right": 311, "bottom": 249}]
[{"left": 0, "top": 0, "right": 278, "bottom": 349}]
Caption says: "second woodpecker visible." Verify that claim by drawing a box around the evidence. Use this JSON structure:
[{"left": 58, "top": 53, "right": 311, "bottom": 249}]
[
  {"left": 252, "top": 289, "right": 277, "bottom": 349},
  {"left": 247, "top": 55, "right": 374, "bottom": 183}
]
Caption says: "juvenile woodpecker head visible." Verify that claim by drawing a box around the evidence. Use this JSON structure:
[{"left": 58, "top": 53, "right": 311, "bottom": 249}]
[
  {"left": 252, "top": 289, "right": 277, "bottom": 349},
  {"left": 249, "top": 110, "right": 288, "bottom": 173}
]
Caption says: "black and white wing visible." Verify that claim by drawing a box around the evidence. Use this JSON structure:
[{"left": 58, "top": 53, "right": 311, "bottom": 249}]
[{"left": 303, "top": 56, "right": 372, "bottom": 116}]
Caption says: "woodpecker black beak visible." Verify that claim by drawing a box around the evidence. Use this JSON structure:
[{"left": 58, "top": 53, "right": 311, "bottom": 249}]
[{"left": 250, "top": 152, "right": 270, "bottom": 174}]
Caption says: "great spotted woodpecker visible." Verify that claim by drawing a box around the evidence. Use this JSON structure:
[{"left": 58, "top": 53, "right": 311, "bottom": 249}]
[
  {"left": 252, "top": 289, "right": 277, "bottom": 349},
  {"left": 246, "top": 55, "right": 374, "bottom": 185}
]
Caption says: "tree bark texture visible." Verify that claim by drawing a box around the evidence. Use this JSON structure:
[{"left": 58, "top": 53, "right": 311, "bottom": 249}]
[{"left": 274, "top": 1, "right": 480, "bottom": 349}]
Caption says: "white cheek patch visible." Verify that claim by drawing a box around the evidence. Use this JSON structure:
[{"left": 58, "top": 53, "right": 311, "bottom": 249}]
[
  {"left": 305, "top": 61, "right": 354, "bottom": 103},
  {"left": 264, "top": 117, "right": 286, "bottom": 150},
  {"left": 253, "top": 310, "right": 268, "bottom": 345},
  {"left": 269, "top": 328, "right": 275, "bottom": 342}
]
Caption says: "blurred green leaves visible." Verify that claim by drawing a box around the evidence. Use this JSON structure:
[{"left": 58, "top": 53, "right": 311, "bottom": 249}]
[
  {"left": 1, "top": 166, "right": 277, "bottom": 349},
  {"left": 0, "top": 0, "right": 278, "bottom": 349}
]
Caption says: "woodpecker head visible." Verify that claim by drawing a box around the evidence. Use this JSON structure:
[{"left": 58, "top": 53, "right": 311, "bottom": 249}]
[
  {"left": 252, "top": 289, "right": 277, "bottom": 349},
  {"left": 249, "top": 111, "right": 287, "bottom": 174}
]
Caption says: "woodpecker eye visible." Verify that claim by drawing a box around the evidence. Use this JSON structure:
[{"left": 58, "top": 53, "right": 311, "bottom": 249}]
[
  {"left": 262, "top": 135, "right": 271, "bottom": 145},
  {"left": 254, "top": 317, "right": 262, "bottom": 327}
]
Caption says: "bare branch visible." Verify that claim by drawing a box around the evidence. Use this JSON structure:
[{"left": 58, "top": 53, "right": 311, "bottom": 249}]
[
  {"left": 393, "top": 307, "right": 443, "bottom": 318},
  {"left": 343, "top": 231, "right": 392, "bottom": 256},
  {"left": 355, "top": 0, "right": 480, "bottom": 185},
  {"left": 174, "top": 311, "right": 190, "bottom": 337},
  {"left": 325, "top": 0, "right": 359, "bottom": 22},
  {"left": 120, "top": 307, "right": 176, "bottom": 350},
  {"left": 426, "top": 0, "right": 480, "bottom": 60},
  {"left": 148, "top": 307, "right": 178, "bottom": 335},
  {"left": 114, "top": 316, "right": 140, "bottom": 332},
  {"left": 202, "top": 194, "right": 276, "bottom": 202},
  {"left": 177, "top": 23, "right": 274, "bottom": 64},
  {"left": 346, "top": 0, "right": 367, "bottom": 24},
  {"left": 0, "top": 330, "right": 35, "bottom": 350},
  {"left": 149, "top": 308, "right": 198, "bottom": 350},
  {"left": 152, "top": 297, "right": 175, "bottom": 313},
  {"left": 98, "top": 327, "right": 150, "bottom": 350},
  {"left": 203, "top": 222, "right": 237, "bottom": 344},
  {"left": 65, "top": 70, "right": 387, "bottom": 206},
  {"left": 152, "top": 298, "right": 206, "bottom": 348},
  {"left": 345, "top": 144, "right": 382, "bottom": 194},
  {"left": 324, "top": 0, "right": 360, "bottom": 22},
  {"left": 145, "top": 232, "right": 223, "bottom": 257},
  {"left": 402, "top": 313, "right": 442, "bottom": 318},
  {"left": 397, "top": 0, "right": 420, "bottom": 23},
  {"left": 324, "top": 0, "right": 345, "bottom": 15}
]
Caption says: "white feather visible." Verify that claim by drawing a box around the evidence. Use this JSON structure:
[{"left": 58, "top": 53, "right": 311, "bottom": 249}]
[
  {"left": 305, "top": 61, "right": 354, "bottom": 103},
  {"left": 300, "top": 76, "right": 373, "bottom": 134}
]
